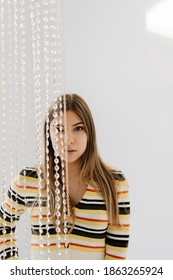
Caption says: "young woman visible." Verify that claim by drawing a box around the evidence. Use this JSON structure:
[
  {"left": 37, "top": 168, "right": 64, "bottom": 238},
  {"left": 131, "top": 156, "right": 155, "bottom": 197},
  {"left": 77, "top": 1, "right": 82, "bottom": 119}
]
[{"left": 0, "top": 93, "right": 130, "bottom": 260}]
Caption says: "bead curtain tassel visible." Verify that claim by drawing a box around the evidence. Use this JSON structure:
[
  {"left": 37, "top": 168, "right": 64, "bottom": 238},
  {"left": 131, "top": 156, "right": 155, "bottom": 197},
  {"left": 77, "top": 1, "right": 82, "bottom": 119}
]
[{"left": 0, "top": 0, "right": 66, "bottom": 260}]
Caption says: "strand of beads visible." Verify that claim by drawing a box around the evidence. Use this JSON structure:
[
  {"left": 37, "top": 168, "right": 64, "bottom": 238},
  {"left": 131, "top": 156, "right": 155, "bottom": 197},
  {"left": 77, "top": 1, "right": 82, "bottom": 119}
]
[
  {"left": 59, "top": 0, "right": 71, "bottom": 228},
  {"left": 7, "top": 0, "right": 15, "bottom": 259},
  {"left": 30, "top": 0, "right": 43, "bottom": 258},
  {"left": 14, "top": 0, "right": 19, "bottom": 176},
  {"left": 0, "top": 0, "right": 7, "bottom": 260},
  {"left": 52, "top": 102, "right": 61, "bottom": 257},
  {"left": 58, "top": 0, "right": 70, "bottom": 256},
  {"left": 45, "top": 110, "right": 51, "bottom": 259},
  {"left": 56, "top": 0, "right": 64, "bottom": 98},
  {"left": 19, "top": 0, "right": 28, "bottom": 259},
  {"left": 7, "top": 0, "right": 14, "bottom": 181},
  {"left": 50, "top": 0, "right": 62, "bottom": 259},
  {"left": 58, "top": 96, "right": 66, "bottom": 246},
  {"left": 61, "top": 95, "right": 70, "bottom": 256},
  {"left": 50, "top": 0, "right": 59, "bottom": 98},
  {"left": 43, "top": 0, "right": 51, "bottom": 259},
  {"left": 13, "top": 0, "right": 19, "bottom": 258},
  {"left": 50, "top": 0, "right": 70, "bottom": 258}
]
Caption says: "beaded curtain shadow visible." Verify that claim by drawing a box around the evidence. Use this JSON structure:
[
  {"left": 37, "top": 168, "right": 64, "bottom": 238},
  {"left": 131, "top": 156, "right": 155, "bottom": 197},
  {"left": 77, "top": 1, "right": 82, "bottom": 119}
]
[{"left": 0, "top": 0, "right": 68, "bottom": 259}]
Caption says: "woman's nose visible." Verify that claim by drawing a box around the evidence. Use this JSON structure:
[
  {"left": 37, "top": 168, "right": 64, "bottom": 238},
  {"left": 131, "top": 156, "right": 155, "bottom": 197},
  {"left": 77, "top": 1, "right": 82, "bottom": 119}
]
[{"left": 65, "top": 132, "right": 75, "bottom": 144}]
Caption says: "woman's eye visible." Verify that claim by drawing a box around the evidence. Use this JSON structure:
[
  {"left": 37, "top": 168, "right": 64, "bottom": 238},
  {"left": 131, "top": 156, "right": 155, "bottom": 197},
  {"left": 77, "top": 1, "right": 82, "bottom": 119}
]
[
  {"left": 53, "top": 126, "right": 64, "bottom": 133},
  {"left": 75, "top": 126, "right": 84, "bottom": 131}
]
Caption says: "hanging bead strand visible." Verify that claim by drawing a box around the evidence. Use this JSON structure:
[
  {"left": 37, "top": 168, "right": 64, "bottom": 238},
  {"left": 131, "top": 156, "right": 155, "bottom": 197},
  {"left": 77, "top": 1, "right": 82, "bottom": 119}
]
[
  {"left": 30, "top": 0, "right": 43, "bottom": 258},
  {"left": 50, "top": 0, "right": 69, "bottom": 258},
  {"left": 0, "top": 0, "right": 7, "bottom": 260},
  {"left": 50, "top": 0, "right": 62, "bottom": 258},
  {"left": 52, "top": 101, "right": 61, "bottom": 257},
  {"left": 35, "top": 0, "right": 43, "bottom": 258},
  {"left": 59, "top": 0, "right": 71, "bottom": 222},
  {"left": 60, "top": 95, "right": 70, "bottom": 255},
  {"left": 13, "top": 0, "right": 19, "bottom": 177},
  {"left": 7, "top": 0, "right": 15, "bottom": 259},
  {"left": 7, "top": 0, "right": 14, "bottom": 181},
  {"left": 19, "top": 0, "right": 28, "bottom": 259},
  {"left": 58, "top": 1, "right": 70, "bottom": 253},
  {"left": 50, "top": 0, "right": 59, "bottom": 98},
  {"left": 13, "top": 0, "right": 19, "bottom": 258},
  {"left": 43, "top": 0, "right": 51, "bottom": 259}
]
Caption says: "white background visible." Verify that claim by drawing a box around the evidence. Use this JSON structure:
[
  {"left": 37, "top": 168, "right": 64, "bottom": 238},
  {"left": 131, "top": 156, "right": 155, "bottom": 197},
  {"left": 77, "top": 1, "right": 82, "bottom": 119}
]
[{"left": 0, "top": 0, "right": 173, "bottom": 260}]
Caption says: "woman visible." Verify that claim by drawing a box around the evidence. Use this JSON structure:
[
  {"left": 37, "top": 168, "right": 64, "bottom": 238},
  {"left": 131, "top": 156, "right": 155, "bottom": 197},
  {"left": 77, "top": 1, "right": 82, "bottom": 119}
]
[{"left": 0, "top": 93, "right": 130, "bottom": 260}]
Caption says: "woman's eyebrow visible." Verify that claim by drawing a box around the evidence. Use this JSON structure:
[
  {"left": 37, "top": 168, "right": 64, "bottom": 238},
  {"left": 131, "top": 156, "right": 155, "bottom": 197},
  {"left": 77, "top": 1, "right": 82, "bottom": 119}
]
[
  {"left": 73, "top": 122, "right": 84, "bottom": 127},
  {"left": 56, "top": 121, "right": 84, "bottom": 127}
]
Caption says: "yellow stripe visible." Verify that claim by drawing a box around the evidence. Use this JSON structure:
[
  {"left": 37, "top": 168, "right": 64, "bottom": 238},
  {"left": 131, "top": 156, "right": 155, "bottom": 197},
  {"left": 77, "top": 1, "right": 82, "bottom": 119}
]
[{"left": 106, "top": 244, "right": 128, "bottom": 253}]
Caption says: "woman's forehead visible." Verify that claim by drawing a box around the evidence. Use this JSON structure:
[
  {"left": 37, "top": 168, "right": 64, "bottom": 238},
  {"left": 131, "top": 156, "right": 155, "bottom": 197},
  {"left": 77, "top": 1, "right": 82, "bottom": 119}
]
[{"left": 50, "top": 110, "right": 83, "bottom": 126}]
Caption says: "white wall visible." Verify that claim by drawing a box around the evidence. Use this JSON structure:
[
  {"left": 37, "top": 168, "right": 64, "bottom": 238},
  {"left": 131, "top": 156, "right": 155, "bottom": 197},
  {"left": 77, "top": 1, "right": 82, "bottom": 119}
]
[
  {"left": 65, "top": 0, "right": 173, "bottom": 260},
  {"left": 0, "top": 0, "right": 173, "bottom": 259}
]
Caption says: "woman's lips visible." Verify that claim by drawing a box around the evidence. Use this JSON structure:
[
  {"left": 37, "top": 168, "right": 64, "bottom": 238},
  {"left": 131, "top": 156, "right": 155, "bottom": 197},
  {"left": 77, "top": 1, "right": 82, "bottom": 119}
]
[{"left": 67, "top": 150, "right": 77, "bottom": 153}]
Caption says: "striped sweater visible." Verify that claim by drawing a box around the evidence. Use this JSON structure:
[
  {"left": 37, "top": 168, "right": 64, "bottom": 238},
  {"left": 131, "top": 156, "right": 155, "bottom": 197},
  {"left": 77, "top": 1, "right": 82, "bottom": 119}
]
[{"left": 0, "top": 167, "right": 130, "bottom": 260}]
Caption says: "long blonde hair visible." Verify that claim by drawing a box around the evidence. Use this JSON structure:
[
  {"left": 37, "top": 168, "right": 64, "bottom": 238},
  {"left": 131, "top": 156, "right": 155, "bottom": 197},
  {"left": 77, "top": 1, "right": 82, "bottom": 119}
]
[{"left": 43, "top": 94, "right": 120, "bottom": 225}]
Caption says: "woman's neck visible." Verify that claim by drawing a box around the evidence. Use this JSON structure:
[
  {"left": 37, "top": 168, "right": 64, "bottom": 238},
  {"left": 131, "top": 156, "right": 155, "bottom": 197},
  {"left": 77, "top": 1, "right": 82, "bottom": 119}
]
[
  {"left": 68, "top": 160, "right": 81, "bottom": 181},
  {"left": 67, "top": 160, "right": 87, "bottom": 205}
]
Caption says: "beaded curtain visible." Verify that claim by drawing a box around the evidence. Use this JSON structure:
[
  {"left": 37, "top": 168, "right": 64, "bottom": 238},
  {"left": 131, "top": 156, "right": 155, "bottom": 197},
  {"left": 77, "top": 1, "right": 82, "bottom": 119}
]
[{"left": 0, "top": 0, "right": 68, "bottom": 259}]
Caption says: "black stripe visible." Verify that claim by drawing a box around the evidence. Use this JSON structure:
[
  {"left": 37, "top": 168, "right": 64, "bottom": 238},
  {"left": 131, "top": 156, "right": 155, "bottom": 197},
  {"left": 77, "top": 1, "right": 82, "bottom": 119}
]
[
  {"left": 0, "top": 226, "right": 15, "bottom": 235},
  {"left": 0, "top": 208, "right": 20, "bottom": 222},
  {"left": 76, "top": 202, "right": 106, "bottom": 210},
  {"left": 7, "top": 188, "right": 47, "bottom": 208},
  {"left": 8, "top": 187, "right": 38, "bottom": 205},
  {"left": 74, "top": 224, "right": 106, "bottom": 233},
  {"left": 8, "top": 188, "right": 25, "bottom": 205},
  {"left": 31, "top": 224, "right": 57, "bottom": 235},
  {"left": 118, "top": 202, "right": 130, "bottom": 206},
  {"left": 107, "top": 232, "right": 129, "bottom": 239},
  {"left": 81, "top": 198, "right": 105, "bottom": 203},
  {"left": 31, "top": 228, "right": 57, "bottom": 235},
  {"left": 19, "top": 168, "right": 40, "bottom": 179},
  {"left": 30, "top": 200, "right": 48, "bottom": 207},
  {"left": 119, "top": 207, "right": 130, "bottom": 215},
  {"left": 0, "top": 247, "right": 18, "bottom": 260},
  {"left": 71, "top": 228, "right": 106, "bottom": 239},
  {"left": 106, "top": 236, "right": 129, "bottom": 248},
  {"left": 32, "top": 223, "right": 55, "bottom": 229},
  {"left": 111, "top": 170, "right": 126, "bottom": 181}
]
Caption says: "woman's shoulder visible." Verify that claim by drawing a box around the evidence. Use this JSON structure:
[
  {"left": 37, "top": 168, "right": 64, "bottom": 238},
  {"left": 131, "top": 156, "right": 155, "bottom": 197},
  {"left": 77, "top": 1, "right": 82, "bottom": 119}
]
[
  {"left": 16, "top": 166, "right": 44, "bottom": 186},
  {"left": 12, "top": 166, "right": 43, "bottom": 198},
  {"left": 19, "top": 166, "right": 39, "bottom": 179},
  {"left": 108, "top": 165, "right": 129, "bottom": 194},
  {"left": 108, "top": 165, "right": 127, "bottom": 182}
]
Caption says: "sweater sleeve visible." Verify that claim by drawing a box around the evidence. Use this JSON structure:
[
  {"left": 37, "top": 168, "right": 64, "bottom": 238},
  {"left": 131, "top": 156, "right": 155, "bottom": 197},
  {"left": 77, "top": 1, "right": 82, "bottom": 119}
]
[
  {"left": 0, "top": 168, "right": 38, "bottom": 260},
  {"left": 105, "top": 170, "right": 130, "bottom": 260}
]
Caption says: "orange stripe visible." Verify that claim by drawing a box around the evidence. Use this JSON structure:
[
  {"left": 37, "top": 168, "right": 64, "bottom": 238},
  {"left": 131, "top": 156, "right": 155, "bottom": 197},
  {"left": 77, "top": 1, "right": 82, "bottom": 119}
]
[
  {"left": 31, "top": 242, "right": 104, "bottom": 249},
  {"left": 31, "top": 214, "right": 51, "bottom": 218},
  {"left": 32, "top": 243, "right": 57, "bottom": 247},
  {"left": 117, "top": 190, "right": 128, "bottom": 194},
  {"left": 31, "top": 242, "right": 66, "bottom": 247},
  {"left": 87, "top": 188, "right": 97, "bottom": 192},
  {"left": 5, "top": 203, "right": 23, "bottom": 213},
  {"left": 71, "top": 243, "right": 104, "bottom": 249},
  {"left": 118, "top": 224, "right": 130, "bottom": 227},
  {"left": 17, "top": 185, "right": 38, "bottom": 190},
  {"left": 0, "top": 239, "right": 16, "bottom": 245},
  {"left": 14, "top": 181, "right": 37, "bottom": 190},
  {"left": 76, "top": 216, "right": 108, "bottom": 222},
  {"left": 106, "top": 252, "right": 125, "bottom": 259}
]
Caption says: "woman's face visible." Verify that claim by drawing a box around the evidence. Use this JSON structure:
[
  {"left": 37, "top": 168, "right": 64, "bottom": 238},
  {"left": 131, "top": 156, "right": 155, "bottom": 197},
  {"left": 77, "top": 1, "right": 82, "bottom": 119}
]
[{"left": 50, "top": 110, "right": 88, "bottom": 164}]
